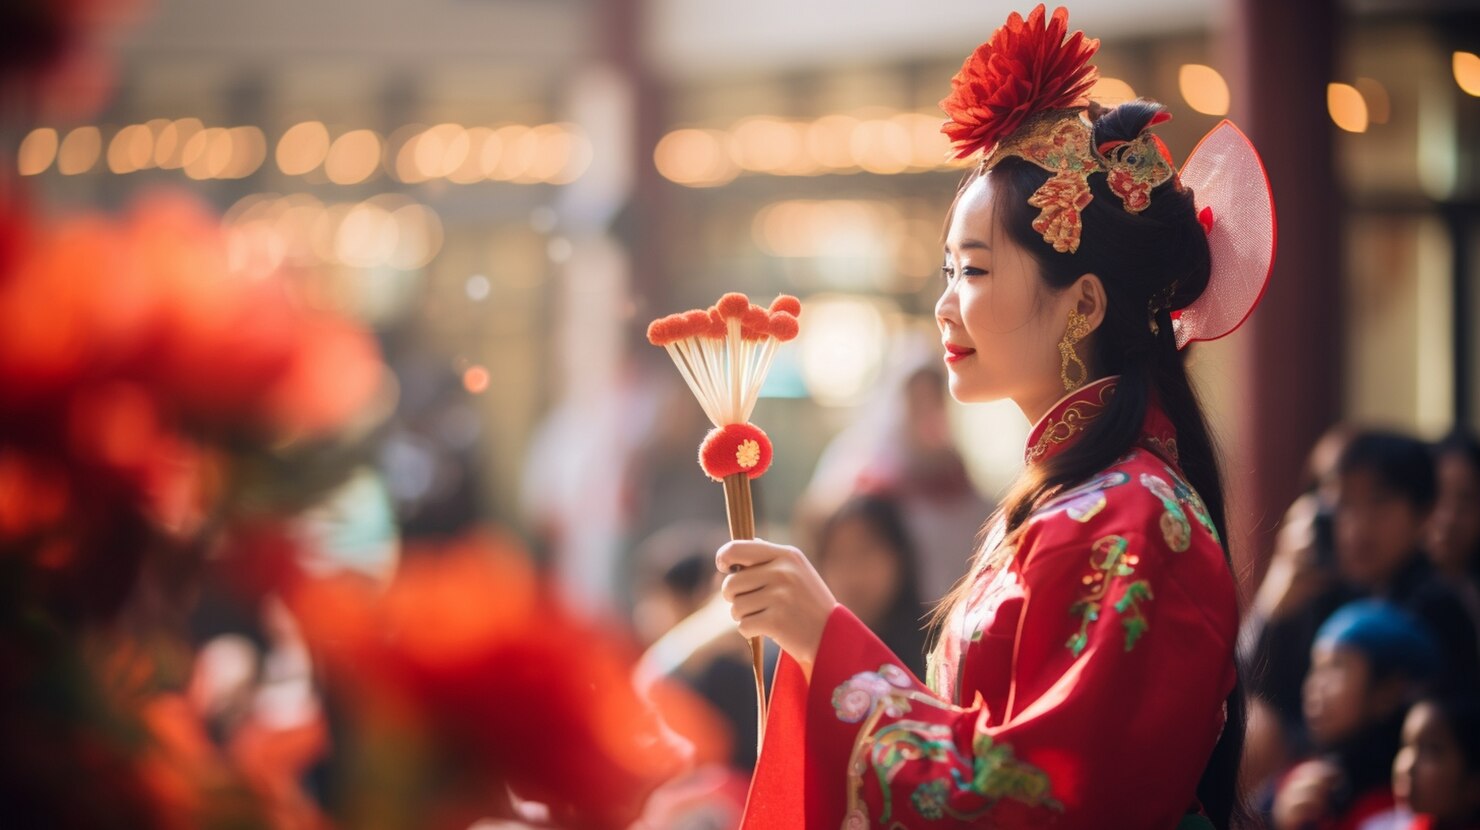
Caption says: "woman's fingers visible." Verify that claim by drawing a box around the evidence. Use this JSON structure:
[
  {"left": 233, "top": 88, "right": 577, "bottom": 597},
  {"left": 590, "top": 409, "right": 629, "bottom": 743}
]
[
  {"left": 735, "top": 607, "right": 772, "bottom": 640},
  {"left": 728, "top": 583, "right": 776, "bottom": 622},
  {"left": 715, "top": 538, "right": 791, "bottom": 573},
  {"left": 721, "top": 566, "right": 769, "bottom": 602}
]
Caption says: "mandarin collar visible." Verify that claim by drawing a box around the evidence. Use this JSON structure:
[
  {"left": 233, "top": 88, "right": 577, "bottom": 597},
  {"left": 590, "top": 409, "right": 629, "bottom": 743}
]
[{"left": 1023, "top": 375, "right": 1180, "bottom": 469}]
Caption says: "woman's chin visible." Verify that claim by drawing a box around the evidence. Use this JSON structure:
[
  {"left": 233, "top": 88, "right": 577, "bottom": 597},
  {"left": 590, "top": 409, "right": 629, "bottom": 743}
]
[{"left": 946, "top": 375, "right": 1000, "bottom": 405}]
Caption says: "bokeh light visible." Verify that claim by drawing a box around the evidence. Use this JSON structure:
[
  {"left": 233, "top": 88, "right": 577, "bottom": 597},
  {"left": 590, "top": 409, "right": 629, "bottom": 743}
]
[
  {"left": 57, "top": 126, "right": 103, "bottom": 175},
  {"left": 1328, "top": 83, "right": 1370, "bottom": 133},
  {"left": 1178, "top": 64, "right": 1231, "bottom": 116},
  {"left": 324, "top": 129, "right": 382, "bottom": 185},
  {"left": 17, "top": 128, "right": 59, "bottom": 176},
  {"left": 277, "top": 121, "right": 331, "bottom": 176},
  {"left": 1454, "top": 51, "right": 1480, "bottom": 97}
]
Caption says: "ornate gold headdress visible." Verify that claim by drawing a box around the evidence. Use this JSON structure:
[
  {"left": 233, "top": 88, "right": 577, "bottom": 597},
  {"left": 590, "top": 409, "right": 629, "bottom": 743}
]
[{"left": 940, "top": 4, "right": 1278, "bottom": 349}]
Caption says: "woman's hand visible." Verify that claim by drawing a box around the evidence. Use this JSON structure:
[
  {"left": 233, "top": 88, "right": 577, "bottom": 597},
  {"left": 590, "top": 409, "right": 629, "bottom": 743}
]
[{"left": 716, "top": 539, "right": 838, "bottom": 670}]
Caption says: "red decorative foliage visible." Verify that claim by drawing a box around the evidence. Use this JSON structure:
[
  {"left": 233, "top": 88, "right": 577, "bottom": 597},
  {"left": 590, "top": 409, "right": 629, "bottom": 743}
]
[
  {"left": 698, "top": 422, "right": 773, "bottom": 481},
  {"left": 285, "top": 533, "right": 723, "bottom": 830},
  {"left": 938, "top": 4, "right": 1100, "bottom": 160}
]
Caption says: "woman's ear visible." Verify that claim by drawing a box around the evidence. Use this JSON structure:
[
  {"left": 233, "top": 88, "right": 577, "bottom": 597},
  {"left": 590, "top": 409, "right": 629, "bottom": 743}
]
[{"left": 1070, "top": 274, "right": 1108, "bottom": 333}]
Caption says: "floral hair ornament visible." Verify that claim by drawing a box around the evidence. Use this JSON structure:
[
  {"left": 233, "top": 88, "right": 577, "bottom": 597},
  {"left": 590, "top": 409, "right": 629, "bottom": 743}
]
[
  {"left": 647, "top": 291, "right": 802, "bottom": 751},
  {"left": 942, "top": 4, "right": 1276, "bottom": 346}
]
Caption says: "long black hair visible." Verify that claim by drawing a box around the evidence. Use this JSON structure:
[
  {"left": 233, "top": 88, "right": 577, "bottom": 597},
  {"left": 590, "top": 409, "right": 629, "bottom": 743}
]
[{"left": 930, "top": 100, "right": 1248, "bottom": 828}]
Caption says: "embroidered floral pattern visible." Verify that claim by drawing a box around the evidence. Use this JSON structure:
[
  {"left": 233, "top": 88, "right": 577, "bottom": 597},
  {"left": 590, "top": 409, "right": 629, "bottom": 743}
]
[
  {"left": 1140, "top": 473, "right": 1192, "bottom": 553},
  {"left": 1164, "top": 465, "right": 1219, "bottom": 542},
  {"left": 912, "top": 778, "right": 951, "bottom": 820},
  {"left": 993, "top": 116, "right": 1103, "bottom": 254},
  {"left": 833, "top": 663, "right": 915, "bottom": 724},
  {"left": 1029, "top": 169, "right": 1094, "bottom": 253},
  {"left": 866, "top": 721, "right": 1062, "bottom": 823},
  {"left": 1033, "top": 470, "right": 1130, "bottom": 524},
  {"left": 1067, "top": 535, "right": 1154, "bottom": 656},
  {"left": 1101, "top": 132, "right": 1175, "bottom": 214}
]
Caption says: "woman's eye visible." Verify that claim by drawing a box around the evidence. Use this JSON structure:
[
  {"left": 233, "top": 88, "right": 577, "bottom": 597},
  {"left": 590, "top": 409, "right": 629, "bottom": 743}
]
[{"left": 940, "top": 266, "right": 988, "bottom": 282}]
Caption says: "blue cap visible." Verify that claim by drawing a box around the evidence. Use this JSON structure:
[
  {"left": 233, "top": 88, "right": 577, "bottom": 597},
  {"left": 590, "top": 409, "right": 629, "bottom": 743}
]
[{"left": 1315, "top": 599, "right": 1441, "bottom": 681}]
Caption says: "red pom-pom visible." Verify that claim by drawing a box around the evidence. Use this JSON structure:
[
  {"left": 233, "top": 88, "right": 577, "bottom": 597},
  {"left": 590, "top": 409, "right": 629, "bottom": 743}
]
[
  {"left": 767, "top": 311, "right": 799, "bottom": 342},
  {"left": 939, "top": 4, "right": 1100, "bottom": 160},
  {"left": 769, "top": 294, "right": 802, "bottom": 317},
  {"left": 716, "top": 293, "right": 751, "bottom": 319},
  {"left": 740, "top": 305, "right": 771, "bottom": 341},
  {"left": 677, "top": 309, "right": 709, "bottom": 339},
  {"left": 698, "top": 423, "right": 773, "bottom": 482},
  {"left": 646, "top": 314, "right": 686, "bottom": 346},
  {"left": 706, "top": 308, "right": 728, "bottom": 338}
]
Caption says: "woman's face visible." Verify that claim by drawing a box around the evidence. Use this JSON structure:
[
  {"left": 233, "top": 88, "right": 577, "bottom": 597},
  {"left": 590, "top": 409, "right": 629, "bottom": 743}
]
[
  {"left": 935, "top": 174, "right": 1071, "bottom": 413},
  {"left": 818, "top": 515, "right": 902, "bottom": 629},
  {"left": 1427, "top": 452, "right": 1480, "bottom": 577},
  {"left": 1303, "top": 642, "right": 1374, "bottom": 749},
  {"left": 1393, "top": 702, "right": 1480, "bottom": 821},
  {"left": 1335, "top": 468, "right": 1426, "bottom": 589}
]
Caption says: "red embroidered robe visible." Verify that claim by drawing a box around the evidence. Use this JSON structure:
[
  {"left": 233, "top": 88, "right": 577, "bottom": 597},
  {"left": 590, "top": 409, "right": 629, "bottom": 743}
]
[{"left": 740, "top": 376, "right": 1238, "bottom": 829}]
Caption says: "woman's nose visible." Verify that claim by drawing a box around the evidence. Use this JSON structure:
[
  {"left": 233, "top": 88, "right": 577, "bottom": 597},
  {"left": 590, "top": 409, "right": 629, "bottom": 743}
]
[{"left": 935, "top": 283, "right": 957, "bottom": 329}]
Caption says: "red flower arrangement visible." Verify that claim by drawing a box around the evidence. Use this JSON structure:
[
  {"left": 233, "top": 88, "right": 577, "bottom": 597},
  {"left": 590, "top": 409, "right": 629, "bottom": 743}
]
[
  {"left": 284, "top": 533, "right": 725, "bottom": 830},
  {"left": 938, "top": 4, "right": 1100, "bottom": 160}
]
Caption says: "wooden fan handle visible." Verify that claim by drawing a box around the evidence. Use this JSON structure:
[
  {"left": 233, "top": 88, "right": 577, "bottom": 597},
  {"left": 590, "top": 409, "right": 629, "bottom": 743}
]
[{"left": 721, "top": 472, "right": 768, "bottom": 756}]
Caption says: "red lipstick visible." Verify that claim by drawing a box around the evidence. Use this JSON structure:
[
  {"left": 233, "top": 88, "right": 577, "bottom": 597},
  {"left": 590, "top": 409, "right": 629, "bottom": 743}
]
[{"left": 944, "top": 343, "right": 976, "bottom": 364}]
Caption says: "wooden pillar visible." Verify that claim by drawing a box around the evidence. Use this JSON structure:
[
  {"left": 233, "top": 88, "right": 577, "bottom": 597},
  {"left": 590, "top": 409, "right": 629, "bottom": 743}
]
[{"left": 1227, "top": 0, "right": 1344, "bottom": 583}]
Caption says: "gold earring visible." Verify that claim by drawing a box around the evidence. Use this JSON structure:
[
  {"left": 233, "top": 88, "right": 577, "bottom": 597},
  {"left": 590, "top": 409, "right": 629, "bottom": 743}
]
[{"left": 1059, "top": 309, "right": 1090, "bottom": 392}]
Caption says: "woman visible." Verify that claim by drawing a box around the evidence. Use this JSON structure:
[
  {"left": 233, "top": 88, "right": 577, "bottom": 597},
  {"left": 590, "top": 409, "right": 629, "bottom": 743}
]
[
  {"left": 714, "top": 5, "right": 1274, "bottom": 828},
  {"left": 815, "top": 493, "right": 931, "bottom": 680},
  {"left": 1427, "top": 431, "right": 1480, "bottom": 628}
]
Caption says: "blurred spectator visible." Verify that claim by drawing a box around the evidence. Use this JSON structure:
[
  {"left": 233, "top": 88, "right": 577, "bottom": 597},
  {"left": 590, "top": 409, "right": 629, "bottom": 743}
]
[
  {"left": 814, "top": 493, "right": 930, "bottom": 679},
  {"left": 1243, "top": 425, "right": 1356, "bottom": 746},
  {"left": 800, "top": 358, "right": 991, "bottom": 602},
  {"left": 1393, "top": 694, "right": 1480, "bottom": 830},
  {"left": 1245, "top": 428, "right": 1480, "bottom": 769},
  {"left": 632, "top": 522, "right": 766, "bottom": 774},
  {"left": 630, "top": 522, "right": 729, "bottom": 648},
  {"left": 1426, "top": 432, "right": 1480, "bottom": 645},
  {"left": 1334, "top": 432, "right": 1479, "bottom": 688},
  {"left": 1273, "top": 600, "right": 1439, "bottom": 830}
]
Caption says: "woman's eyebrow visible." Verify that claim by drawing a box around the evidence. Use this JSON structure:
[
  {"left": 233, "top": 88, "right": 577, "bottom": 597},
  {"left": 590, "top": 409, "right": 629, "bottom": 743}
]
[{"left": 944, "top": 239, "right": 992, "bottom": 254}]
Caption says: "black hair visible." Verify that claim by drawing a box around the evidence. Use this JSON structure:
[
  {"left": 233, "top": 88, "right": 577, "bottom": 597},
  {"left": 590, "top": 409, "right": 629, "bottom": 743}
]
[
  {"left": 1421, "top": 692, "right": 1480, "bottom": 774},
  {"left": 660, "top": 553, "right": 711, "bottom": 598},
  {"left": 1337, "top": 430, "right": 1438, "bottom": 511},
  {"left": 932, "top": 99, "right": 1247, "bottom": 828}
]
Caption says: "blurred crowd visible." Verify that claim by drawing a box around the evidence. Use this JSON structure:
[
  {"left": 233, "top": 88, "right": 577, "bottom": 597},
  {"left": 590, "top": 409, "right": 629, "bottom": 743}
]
[{"left": 1238, "top": 427, "right": 1480, "bottom": 830}]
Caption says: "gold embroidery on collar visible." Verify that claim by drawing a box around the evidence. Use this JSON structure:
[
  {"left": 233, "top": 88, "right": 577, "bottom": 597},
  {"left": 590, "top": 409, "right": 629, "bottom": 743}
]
[{"left": 1025, "top": 381, "right": 1115, "bottom": 465}]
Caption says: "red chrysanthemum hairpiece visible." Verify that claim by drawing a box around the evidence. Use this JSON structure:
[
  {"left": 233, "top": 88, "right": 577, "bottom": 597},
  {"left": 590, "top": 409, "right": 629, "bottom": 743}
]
[{"left": 939, "top": 4, "right": 1100, "bottom": 160}]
